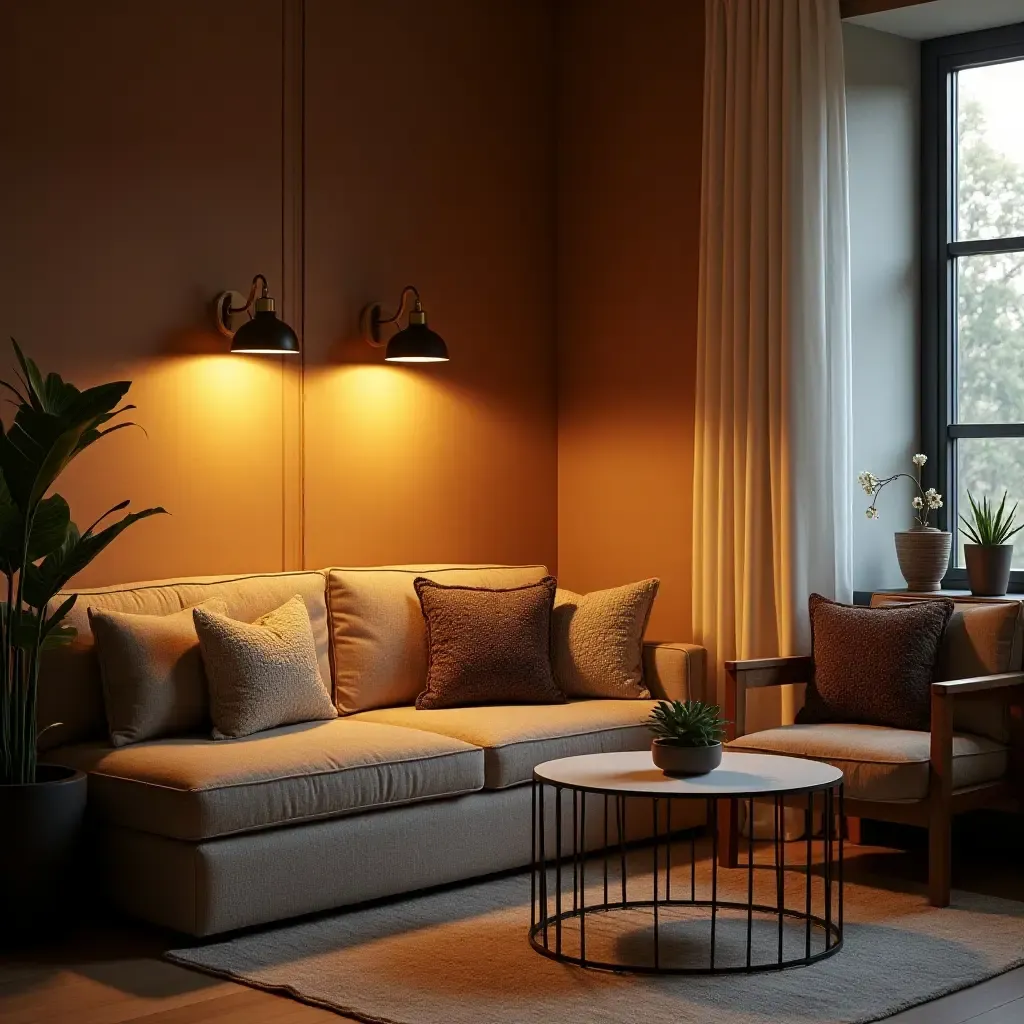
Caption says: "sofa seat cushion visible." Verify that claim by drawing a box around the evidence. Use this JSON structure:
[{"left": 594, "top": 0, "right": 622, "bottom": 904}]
[
  {"left": 729, "top": 724, "right": 1008, "bottom": 802},
  {"left": 354, "top": 699, "right": 657, "bottom": 789},
  {"left": 51, "top": 719, "right": 483, "bottom": 841}
]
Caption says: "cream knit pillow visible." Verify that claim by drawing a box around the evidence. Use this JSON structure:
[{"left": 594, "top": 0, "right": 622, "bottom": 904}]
[
  {"left": 552, "top": 579, "right": 659, "bottom": 698},
  {"left": 89, "top": 599, "right": 227, "bottom": 747},
  {"left": 193, "top": 596, "right": 337, "bottom": 740}
]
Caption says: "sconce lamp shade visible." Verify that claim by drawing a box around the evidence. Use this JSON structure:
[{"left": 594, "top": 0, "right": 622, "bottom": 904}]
[
  {"left": 230, "top": 308, "right": 300, "bottom": 355},
  {"left": 215, "top": 276, "right": 300, "bottom": 355},
  {"left": 385, "top": 323, "right": 449, "bottom": 363}
]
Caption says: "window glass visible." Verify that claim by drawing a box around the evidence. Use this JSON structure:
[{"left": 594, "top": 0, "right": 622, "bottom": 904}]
[
  {"left": 956, "top": 437, "right": 1024, "bottom": 568},
  {"left": 957, "top": 61, "right": 1024, "bottom": 242},
  {"left": 956, "top": 252, "right": 1024, "bottom": 424}
]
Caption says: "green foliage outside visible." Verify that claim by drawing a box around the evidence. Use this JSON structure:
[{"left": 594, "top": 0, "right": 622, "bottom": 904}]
[{"left": 955, "top": 90, "right": 1024, "bottom": 567}]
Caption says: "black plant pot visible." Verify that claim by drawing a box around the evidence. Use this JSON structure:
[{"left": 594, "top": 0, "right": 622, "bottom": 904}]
[
  {"left": 651, "top": 739, "right": 723, "bottom": 777},
  {"left": 964, "top": 544, "right": 1014, "bottom": 597},
  {"left": 0, "top": 764, "right": 87, "bottom": 937}
]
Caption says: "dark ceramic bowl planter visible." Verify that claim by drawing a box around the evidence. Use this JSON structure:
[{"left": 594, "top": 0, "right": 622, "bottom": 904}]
[
  {"left": 651, "top": 739, "right": 723, "bottom": 777},
  {"left": 964, "top": 544, "right": 1014, "bottom": 597},
  {"left": 0, "top": 764, "right": 87, "bottom": 936}
]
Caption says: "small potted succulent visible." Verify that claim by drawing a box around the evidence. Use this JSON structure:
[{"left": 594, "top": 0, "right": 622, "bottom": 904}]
[
  {"left": 648, "top": 700, "right": 727, "bottom": 777},
  {"left": 960, "top": 491, "right": 1022, "bottom": 597},
  {"left": 858, "top": 453, "right": 948, "bottom": 591}
]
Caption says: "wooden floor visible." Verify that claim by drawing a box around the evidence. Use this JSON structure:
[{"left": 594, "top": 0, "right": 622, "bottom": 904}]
[{"left": 3, "top": 817, "right": 1024, "bottom": 1024}]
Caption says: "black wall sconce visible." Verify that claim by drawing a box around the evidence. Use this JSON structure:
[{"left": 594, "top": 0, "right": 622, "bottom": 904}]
[
  {"left": 361, "top": 286, "right": 449, "bottom": 363},
  {"left": 214, "top": 275, "right": 300, "bottom": 355}
]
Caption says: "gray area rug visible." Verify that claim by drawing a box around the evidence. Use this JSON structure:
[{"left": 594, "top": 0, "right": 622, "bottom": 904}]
[{"left": 168, "top": 850, "right": 1024, "bottom": 1024}]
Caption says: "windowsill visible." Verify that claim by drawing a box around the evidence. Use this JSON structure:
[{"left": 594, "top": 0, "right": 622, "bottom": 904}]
[{"left": 854, "top": 587, "right": 1024, "bottom": 605}]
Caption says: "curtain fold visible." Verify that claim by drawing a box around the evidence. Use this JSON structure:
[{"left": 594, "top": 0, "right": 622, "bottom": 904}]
[{"left": 693, "top": 0, "right": 853, "bottom": 724}]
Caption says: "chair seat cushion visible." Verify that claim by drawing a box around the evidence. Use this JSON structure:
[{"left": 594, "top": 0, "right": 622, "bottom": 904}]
[
  {"left": 353, "top": 699, "right": 657, "bottom": 789},
  {"left": 729, "top": 724, "right": 1008, "bottom": 802},
  {"left": 51, "top": 719, "right": 484, "bottom": 841}
]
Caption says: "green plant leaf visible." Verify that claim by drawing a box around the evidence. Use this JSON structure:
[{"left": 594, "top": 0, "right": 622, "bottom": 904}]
[
  {"left": 26, "top": 493, "right": 70, "bottom": 562},
  {"left": 22, "top": 505, "right": 167, "bottom": 608}
]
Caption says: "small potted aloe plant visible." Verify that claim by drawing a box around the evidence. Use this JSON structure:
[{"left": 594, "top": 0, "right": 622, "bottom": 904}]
[
  {"left": 960, "top": 491, "right": 1022, "bottom": 597},
  {"left": 648, "top": 700, "right": 727, "bottom": 777}
]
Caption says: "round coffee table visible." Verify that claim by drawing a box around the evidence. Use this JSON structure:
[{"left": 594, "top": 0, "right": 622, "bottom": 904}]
[{"left": 530, "top": 749, "right": 844, "bottom": 974}]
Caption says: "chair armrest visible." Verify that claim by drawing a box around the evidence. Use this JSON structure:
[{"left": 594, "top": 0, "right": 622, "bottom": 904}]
[
  {"left": 643, "top": 642, "right": 707, "bottom": 703},
  {"left": 932, "top": 672, "right": 1024, "bottom": 697},
  {"left": 723, "top": 656, "right": 813, "bottom": 739}
]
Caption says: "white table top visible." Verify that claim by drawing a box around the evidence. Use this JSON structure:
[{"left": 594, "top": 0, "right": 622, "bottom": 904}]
[{"left": 533, "top": 750, "right": 843, "bottom": 797}]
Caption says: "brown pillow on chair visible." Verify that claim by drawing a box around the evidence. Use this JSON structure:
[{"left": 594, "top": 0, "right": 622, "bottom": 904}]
[
  {"left": 413, "top": 576, "right": 565, "bottom": 710},
  {"left": 797, "top": 593, "right": 954, "bottom": 731}
]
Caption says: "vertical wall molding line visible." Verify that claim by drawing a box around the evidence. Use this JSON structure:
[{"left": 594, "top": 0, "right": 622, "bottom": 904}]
[{"left": 281, "top": 0, "right": 306, "bottom": 570}]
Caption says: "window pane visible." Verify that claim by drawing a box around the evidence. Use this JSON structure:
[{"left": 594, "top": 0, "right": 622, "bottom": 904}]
[
  {"left": 956, "top": 437, "right": 1024, "bottom": 569},
  {"left": 957, "top": 61, "right": 1024, "bottom": 241},
  {"left": 956, "top": 252, "right": 1024, "bottom": 423}
]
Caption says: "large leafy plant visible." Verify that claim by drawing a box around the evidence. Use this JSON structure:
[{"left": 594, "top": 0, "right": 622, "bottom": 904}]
[
  {"left": 0, "top": 341, "right": 165, "bottom": 785},
  {"left": 648, "top": 700, "right": 728, "bottom": 748},
  {"left": 959, "top": 490, "right": 1024, "bottom": 547}
]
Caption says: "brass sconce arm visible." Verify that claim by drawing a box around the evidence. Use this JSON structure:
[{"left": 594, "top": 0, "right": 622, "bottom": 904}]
[
  {"left": 226, "top": 274, "right": 271, "bottom": 317},
  {"left": 366, "top": 285, "right": 423, "bottom": 348}
]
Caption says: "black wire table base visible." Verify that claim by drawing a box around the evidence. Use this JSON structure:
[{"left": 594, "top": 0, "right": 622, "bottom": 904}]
[{"left": 529, "top": 781, "right": 844, "bottom": 974}]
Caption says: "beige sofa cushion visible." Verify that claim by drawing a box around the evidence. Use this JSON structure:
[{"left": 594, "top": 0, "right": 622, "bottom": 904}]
[
  {"left": 552, "top": 579, "right": 659, "bottom": 698},
  {"left": 354, "top": 699, "right": 656, "bottom": 789},
  {"left": 38, "top": 571, "right": 331, "bottom": 750},
  {"left": 195, "top": 597, "right": 337, "bottom": 739},
  {"left": 327, "top": 564, "right": 548, "bottom": 714},
  {"left": 52, "top": 718, "right": 483, "bottom": 841},
  {"left": 729, "top": 723, "right": 1008, "bottom": 802},
  {"left": 89, "top": 599, "right": 228, "bottom": 747}
]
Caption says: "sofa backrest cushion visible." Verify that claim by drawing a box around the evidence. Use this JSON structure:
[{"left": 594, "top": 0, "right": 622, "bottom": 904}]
[
  {"left": 327, "top": 564, "right": 548, "bottom": 714},
  {"left": 869, "top": 593, "right": 1022, "bottom": 742},
  {"left": 39, "top": 571, "right": 330, "bottom": 750}
]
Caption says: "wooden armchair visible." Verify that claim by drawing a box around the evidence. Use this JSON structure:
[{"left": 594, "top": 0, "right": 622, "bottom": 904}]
[{"left": 719, "top": 655, "right": 1023, "bottom": 906}]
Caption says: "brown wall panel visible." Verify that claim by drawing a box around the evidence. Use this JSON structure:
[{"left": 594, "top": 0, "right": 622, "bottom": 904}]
[
  {"left": 0, "top": 0, "right": 288, "bottom": 585},
  {"left": 556, "top": 0, "right": 704, "bottom": 638},
  {"left": 301, "top": 0, "right": 558, "bottom": 571},
  {"left": 1, "top": 0, "right": 558, "bottom": 587}
]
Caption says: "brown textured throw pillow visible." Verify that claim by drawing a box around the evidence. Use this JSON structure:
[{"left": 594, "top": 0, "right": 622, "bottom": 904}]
[
  {"left": 798, "top": 593, "right": 954, "bottom": 731},
  {"left": 194, "top": 596, "right": 338, "bottom": 739},
  {"left": 552, "top": 579, "right": 659, "bottom": 698},
  {"left": 414, "top": 576, "right": 565, "bottom": 710},
  {"left": 89, "top": 599, "right": 227, "bottom": 747}
]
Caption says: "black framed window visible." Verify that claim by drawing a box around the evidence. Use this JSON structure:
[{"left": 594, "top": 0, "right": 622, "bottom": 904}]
[{"left": 922, "top": 22, "right": 1024, "bottom": 590}]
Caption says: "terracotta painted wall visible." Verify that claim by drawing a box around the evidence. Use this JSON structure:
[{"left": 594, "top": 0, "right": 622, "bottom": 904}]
[
  {"left": 556, "top": 0, "right": 704, "bottom": 640},
  {"left": 0, "top": 0, "right": 558, "bottom": 586},
  {"left": 301, "top": 0, "right": 558, "bottom": 572},
  {"left": 0, "top": 0, "right": 289, "bottom": 586}
]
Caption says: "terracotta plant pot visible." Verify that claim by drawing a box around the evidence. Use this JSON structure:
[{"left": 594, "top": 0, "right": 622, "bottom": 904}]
[
  {"left": 964, "top": 544, "right": 1014, "bottom": 597},
  {"left": 651, "top": 739, "right": 722, "bottom": 777},
  {"left": 894, "top": 528, "right": 951, "bottom": 592},
  {"left": 0, "top": 764, "right": 87, "bottom": 937}
]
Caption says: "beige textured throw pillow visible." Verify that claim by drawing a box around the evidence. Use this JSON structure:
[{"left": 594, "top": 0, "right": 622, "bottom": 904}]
[
  {"left": 193, "top": 596, "right": 337, "bottom": 740},
  {"left": 552, "top": 579, "right": 660, "bottom": 698},
  {"left": 89, "top": 599, "right": 228, "bottom": 747}
]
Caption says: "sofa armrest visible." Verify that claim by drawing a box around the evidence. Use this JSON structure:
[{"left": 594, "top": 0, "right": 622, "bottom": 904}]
[
  {"left": 643, "top": 642, "right": 707, "bottom": 703},
  {"left": 724, "top": 656, "right": 813, "bottom": 740}
]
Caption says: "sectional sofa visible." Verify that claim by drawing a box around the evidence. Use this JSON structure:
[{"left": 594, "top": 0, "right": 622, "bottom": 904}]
[{"left": 39, "top": 564, "right": 706, "bottom": 936}]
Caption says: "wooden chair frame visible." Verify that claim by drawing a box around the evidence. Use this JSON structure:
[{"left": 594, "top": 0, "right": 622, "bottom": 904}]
[{"left": 719, "top": 655, "right": 1024, "bottom": 907}]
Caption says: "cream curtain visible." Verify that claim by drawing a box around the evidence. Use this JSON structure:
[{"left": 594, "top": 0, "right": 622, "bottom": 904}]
[{"left": 692, "top": 0, "right": 853, "bottom": 725}]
